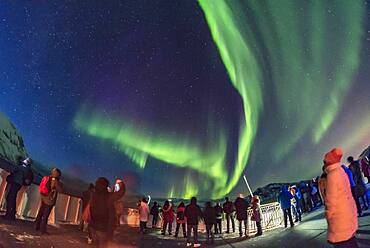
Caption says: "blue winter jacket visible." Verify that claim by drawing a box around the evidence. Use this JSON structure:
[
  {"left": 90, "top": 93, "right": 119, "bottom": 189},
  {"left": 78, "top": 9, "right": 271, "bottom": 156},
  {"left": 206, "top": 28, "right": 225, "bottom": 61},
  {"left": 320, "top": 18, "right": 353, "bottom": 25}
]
[
  {"left": 294, "top": 189, "right": 302, "bottom": 208},
  {"left": 341, "top": 165, "right": 356, "bottom": 187},
  {"left": 278, "top": 186, "right": 293, "bottom": 210}
]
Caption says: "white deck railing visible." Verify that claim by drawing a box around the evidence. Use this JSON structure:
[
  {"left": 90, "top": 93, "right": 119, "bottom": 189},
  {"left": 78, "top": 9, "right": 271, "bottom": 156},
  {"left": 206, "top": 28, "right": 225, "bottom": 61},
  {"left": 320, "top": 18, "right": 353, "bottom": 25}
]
[
  {"left": 0, "top": 168, "right": 285, "bottom": 232},
  {"left": 128, "top": 202, "right": 284, "bottom": 235}
]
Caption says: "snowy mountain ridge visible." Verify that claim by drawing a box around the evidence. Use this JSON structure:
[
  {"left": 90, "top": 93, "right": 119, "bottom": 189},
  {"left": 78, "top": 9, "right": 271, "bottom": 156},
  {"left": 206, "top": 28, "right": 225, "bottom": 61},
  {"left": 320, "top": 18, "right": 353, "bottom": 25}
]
[{"left": 0, "top": 112, "right": 28, "bottom": 164}]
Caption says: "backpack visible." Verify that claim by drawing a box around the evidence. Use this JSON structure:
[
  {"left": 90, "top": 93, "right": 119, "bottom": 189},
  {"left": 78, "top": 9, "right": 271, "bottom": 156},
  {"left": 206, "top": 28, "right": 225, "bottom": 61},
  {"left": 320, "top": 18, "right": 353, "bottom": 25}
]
[
  {"left": 177, "top": 210, "right": 185, "bottom": 220},
  {"left": 215, "top": 206, "right": 222, "bottom": 218},
  {"left": 39, "top": 176, "right": 51, "bottom": 195}
]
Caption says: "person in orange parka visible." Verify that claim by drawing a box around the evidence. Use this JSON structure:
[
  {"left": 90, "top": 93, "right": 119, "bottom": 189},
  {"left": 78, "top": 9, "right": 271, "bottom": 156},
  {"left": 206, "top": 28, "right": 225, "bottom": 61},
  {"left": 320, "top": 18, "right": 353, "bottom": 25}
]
[{"left": 322, "top": 148, "right": 358, "bottom": 248}]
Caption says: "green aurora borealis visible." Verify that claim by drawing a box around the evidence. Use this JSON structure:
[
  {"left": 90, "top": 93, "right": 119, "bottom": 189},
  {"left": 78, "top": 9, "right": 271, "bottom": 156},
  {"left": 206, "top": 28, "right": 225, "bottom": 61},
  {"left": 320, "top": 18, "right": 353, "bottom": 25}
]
[
  {"left": 73, "top": 0, "right": 366, "bottom": 199},
  {"left": 74, "top": 110, "right": 228, "bottom": 198}
]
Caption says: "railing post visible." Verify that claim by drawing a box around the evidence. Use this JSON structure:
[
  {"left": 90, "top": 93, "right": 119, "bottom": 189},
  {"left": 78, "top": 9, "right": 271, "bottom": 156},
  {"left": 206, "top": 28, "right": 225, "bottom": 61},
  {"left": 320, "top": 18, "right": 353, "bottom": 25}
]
[
  {"left": 74, "top": 198, "right": 82, "bottom": 225},
  {"left": 64, "top": 195, "right": 71, "bottom": 222},
  {"left": 0, "top": 169, "right": 9, "bottom": 210}
]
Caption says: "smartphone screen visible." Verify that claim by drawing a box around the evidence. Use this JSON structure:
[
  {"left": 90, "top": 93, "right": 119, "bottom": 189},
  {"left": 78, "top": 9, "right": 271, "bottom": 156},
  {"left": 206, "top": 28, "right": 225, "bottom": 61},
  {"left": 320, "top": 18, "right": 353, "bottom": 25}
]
[{"left": 114, "top": 183, "right": 120, "bottom": 192}]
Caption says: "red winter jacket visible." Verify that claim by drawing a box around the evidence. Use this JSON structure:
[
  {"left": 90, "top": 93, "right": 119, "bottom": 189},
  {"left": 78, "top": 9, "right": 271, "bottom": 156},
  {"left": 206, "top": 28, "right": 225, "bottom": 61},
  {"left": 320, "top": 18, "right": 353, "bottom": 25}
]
[
  {"left": 176, "top": 207, "right": 186, "bottom": 224},
  {"left": 162, "top": 204, "right": 174, "bottom": 222},
  {"left": 251, "top": 202, "right": 261, "bottom": 222}
]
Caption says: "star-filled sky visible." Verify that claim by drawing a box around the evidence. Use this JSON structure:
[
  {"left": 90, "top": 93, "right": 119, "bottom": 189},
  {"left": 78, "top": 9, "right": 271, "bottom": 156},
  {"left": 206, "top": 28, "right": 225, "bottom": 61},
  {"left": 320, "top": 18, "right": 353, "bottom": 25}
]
[{"left": 0, "top": 1, "right": 369, "bottom": 199}]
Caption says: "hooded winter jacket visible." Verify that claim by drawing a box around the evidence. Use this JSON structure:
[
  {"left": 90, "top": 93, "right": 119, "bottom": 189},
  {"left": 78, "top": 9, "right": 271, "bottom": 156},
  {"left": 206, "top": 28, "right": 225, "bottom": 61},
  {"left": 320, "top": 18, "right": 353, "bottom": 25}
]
[
  {"left": 162, "top": 204, "right": 174, "bottom": 222},
  {"left": 41, "top": 177, "right": 64, "bottom": 206},
  {"left": 278, "top": 186, "right": 293, "bottom": 210},
  {"left": 349, "top": 161, "right": 366, "bottom": 197},
  {"left": 10, "top": 161, "right": 33, "bottom": 186},
  {"left": 251, "top": 201, "right": 261, "bottom": 222},
  {"left": 150, "top": 204, "right": 159, "bottom": 216},
  {"left": 185, "top": 199, "right": 203, "bottom": 225},
  {"left": 234, "top": 197, "right": 248, "bottom": 220},
  {"left": 139, "top": 201, "right": 150, "bottom": 222},
  {"left": 342, "top": 165, "right": 356, "bottom": 187},
  {"left": 176, "top": 206, "right": 186, "bottom": 224},
  {"left": 203, "top": 206, "right": 216, "bottom": 225},
  {"left": 223, "top": 200, "right": 234, "bottom": 214},
  {"left": 324, "top": 162, "right": 358, "bottom": 243},
  {"left": 90, "top": 179, "right": 125, "bottom": 233}
]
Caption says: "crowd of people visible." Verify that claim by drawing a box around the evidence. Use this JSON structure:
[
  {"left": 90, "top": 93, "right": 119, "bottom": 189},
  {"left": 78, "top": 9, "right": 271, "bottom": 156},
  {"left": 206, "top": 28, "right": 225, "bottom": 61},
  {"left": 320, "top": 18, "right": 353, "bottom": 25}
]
[
  {"left": 137, "top": 148, "right": 369, "bottom": 248},
  {"left": 1, "top": 156, "right": 127, "bottom": 247},
  {"left": 276, "top": 148, "right": 370, "bottom": 248},
  {"left": 137, "top": 193, "right": 263, "bottom": 247},
  {"left": 1, "top": 147, "right": 369, "bottom": 248},
  {"left": 133, "top": 177, "right": 325, "bottom": 245},
  {"left": 276, "top": 180, "right": 324, "bottom": 229}
]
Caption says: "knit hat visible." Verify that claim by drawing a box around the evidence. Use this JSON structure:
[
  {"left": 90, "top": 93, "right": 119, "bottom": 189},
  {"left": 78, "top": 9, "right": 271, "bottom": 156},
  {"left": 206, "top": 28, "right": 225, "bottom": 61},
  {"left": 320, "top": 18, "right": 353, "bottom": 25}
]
[{"left": 324, "top": 148, "right": 343, "bottom": 165}]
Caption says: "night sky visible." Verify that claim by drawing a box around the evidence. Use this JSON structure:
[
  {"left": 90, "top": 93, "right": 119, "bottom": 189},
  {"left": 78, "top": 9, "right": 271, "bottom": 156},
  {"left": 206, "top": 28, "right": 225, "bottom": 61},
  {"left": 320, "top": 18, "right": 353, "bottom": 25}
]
[{"left": 0, "top": 1, "right": 369, "bottom": 199}]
